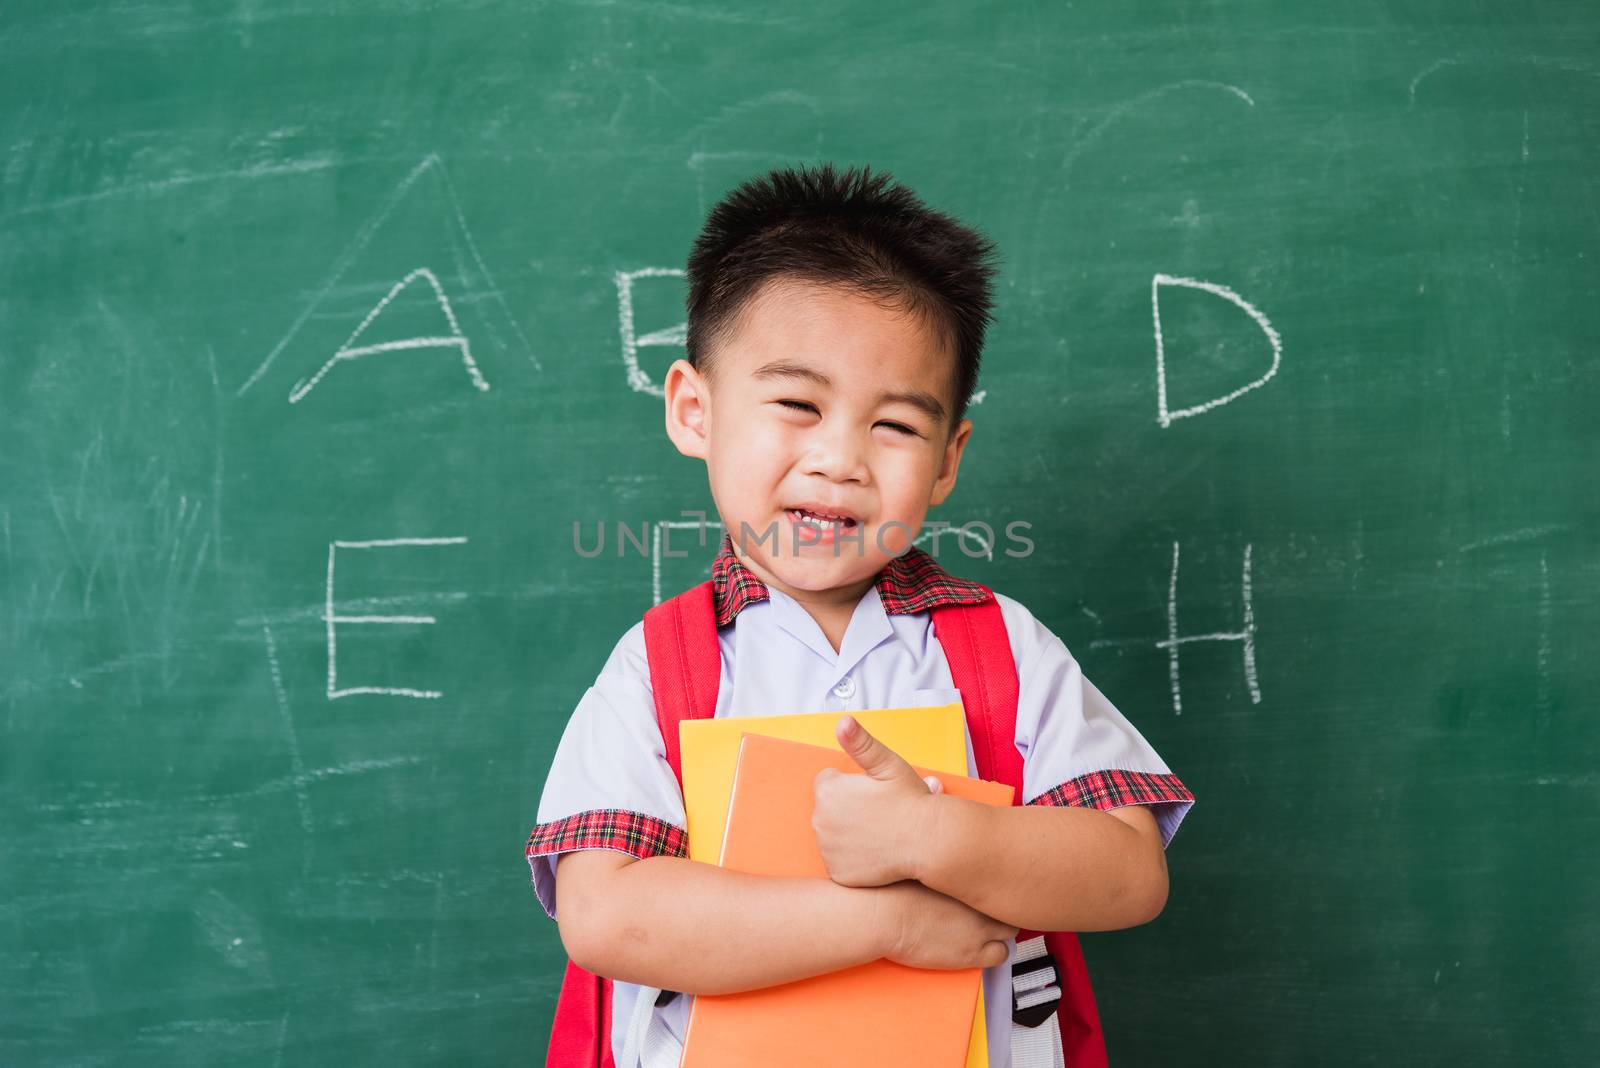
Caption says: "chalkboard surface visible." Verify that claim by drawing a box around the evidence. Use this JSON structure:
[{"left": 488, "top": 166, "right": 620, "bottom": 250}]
[{"left": 3, "top": 3, "right": 1596, "bottom": 1065}]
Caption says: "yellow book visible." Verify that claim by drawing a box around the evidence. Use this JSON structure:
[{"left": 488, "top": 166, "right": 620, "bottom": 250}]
[{"left": 679, "top": 703, "right": 990, "bottom": 1068}]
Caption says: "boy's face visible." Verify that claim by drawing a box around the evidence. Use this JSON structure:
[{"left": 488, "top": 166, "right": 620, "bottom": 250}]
[{"left": 664, "top": 277, "right": 973, "bottom": 600}]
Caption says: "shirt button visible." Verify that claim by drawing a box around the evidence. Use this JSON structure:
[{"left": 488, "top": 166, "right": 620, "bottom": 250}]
[{"left": 831, "top": 675, "right": 856, "bottom": 699}]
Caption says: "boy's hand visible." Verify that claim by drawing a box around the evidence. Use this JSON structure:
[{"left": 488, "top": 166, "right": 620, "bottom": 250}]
[
  {"left": 875, "top": 880, "right": 1017, "bottom": 971},
  {"left": 812, "top": 715, "right": 945, "bottom": 887}
]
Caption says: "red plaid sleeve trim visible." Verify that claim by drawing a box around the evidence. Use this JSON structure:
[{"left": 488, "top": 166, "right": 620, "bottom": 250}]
[
  {"left": 1025, "top": 769, "right": 1194, "bottom": 811},
  {"left": 524, "top": 808, "right": 687, "bottom": 862}
]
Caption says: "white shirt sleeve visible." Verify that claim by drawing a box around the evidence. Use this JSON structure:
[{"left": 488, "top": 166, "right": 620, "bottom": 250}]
[
  {"left": 523, "top": 621, "right": 688, "bottom": 921},
  {"left": 996, "top": 592, "right": 1195, "bottom": 848}
]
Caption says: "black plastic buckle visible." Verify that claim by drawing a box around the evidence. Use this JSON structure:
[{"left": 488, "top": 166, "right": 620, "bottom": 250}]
[
  {"left": 655, "top": 988, "right": 680, "bottom": 1008},
  {"left": 1011, "top": 951, "right": 1061, "bottom": 1029}
]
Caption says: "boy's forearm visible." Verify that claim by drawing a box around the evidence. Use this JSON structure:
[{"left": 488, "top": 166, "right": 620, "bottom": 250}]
[
  {"left": 913, "top": 796, "right": 1167, "bottom": 933},
  {"left": 576, "top": 856, "right": 894, "bottom": 995}
]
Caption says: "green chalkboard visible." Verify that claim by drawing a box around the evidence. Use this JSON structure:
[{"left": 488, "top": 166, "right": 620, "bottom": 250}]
[{"left": 3, "top": 3, "right": 1596, "bottom": 1065}]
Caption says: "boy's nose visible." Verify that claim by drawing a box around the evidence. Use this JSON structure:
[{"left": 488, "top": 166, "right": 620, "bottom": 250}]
[
  {"left": 804, "top": 456, "right": 866, "bottom": 484},
  {"left": 802, "top": 424, "right": 869, "bottom": 484}
]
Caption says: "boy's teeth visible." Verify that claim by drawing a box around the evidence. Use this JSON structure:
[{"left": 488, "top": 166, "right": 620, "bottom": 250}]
[{"left": 791, "top": 508, "right": 853, "bottom": 527}]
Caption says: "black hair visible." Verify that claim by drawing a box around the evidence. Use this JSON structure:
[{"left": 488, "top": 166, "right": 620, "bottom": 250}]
[{"left": 684, "top": 162, "right": 999, "bottom": 429}]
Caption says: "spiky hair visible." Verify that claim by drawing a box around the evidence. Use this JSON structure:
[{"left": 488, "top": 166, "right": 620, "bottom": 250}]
[{"left": 684, "top": 162, "right": 999, "bottom": 427}]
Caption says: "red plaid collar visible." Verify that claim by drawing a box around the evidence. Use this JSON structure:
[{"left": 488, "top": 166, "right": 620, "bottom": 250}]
[{"left": 708, "top": 531, "right": 992, "bottom": 628}]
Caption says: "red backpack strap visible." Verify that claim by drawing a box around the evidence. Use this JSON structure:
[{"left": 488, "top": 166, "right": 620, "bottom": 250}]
[
  {"left": 931, "top": 595, "right": 1108, "bottom": 1068},
  {"left": 546, "top": 583, "right": 721, "bottom": 1067},
  {"left": 547, "top": 959, "right": 616, "bottom": 1068},
  {"left": 1043, "top": 932, "right": 1108, "bottom": 1068},
  {"left": 642, "top": 580, "right": 723, "bottom": 785},
  {"left": 931, "top": 595, "right": 1023, "bottom": 795}
]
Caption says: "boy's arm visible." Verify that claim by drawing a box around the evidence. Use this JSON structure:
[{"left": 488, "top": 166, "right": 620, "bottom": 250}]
[
  {"left": 912, "top": 797, "right": 1169, "bottom": 933},
  {"left": 814, "top": 716, "right": 1177, "bottom": 935},
  {"left": 555, "top": 850, "right": 894, "bottom": 995}
]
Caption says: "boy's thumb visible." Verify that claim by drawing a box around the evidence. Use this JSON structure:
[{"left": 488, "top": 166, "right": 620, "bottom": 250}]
[
  {"left": 923, "top": 775, "right": 944, "bottom": 794},
  {"left": 981, "top": 940, "right": 1010, "bottom": 968}
]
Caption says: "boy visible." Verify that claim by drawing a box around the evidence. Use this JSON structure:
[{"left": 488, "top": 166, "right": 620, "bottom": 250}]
[{"left": 526, "top": 163, "right": 1194, "bottom": 1067}]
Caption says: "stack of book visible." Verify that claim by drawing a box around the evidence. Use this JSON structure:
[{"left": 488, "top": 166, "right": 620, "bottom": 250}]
[{"left": 676, "top": 704, "right": 1012, "bottom": 1068}]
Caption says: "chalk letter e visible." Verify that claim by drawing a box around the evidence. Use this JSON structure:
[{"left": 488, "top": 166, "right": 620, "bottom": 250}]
[{"left": 324, "top": 536, "right": 467, "bottom": 699}]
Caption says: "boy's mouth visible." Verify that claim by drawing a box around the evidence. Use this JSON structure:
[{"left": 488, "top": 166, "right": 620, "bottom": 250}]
[{"left": 785, "top": 505, "right": 861, "bottom": 530}]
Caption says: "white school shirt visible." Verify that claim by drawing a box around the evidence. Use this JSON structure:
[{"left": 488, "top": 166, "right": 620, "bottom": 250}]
[{"left": 526, "top": 538, "right": 1194, "bottom": 1068}]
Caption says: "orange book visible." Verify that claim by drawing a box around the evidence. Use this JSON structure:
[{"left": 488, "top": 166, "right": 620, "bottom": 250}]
[{"left": 678, "top": 734, "right": 1014, "bottom": 1068}]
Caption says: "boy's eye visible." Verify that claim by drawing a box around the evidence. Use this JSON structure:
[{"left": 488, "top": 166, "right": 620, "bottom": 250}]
[{"left": 776, "top": 400, "right": 919, "bottom": 437}]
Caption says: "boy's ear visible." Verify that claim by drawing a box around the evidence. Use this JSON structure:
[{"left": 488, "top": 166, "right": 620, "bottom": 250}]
[
  {"left": 929, "top": 417, "right": 973, "bottom": 508},
  {"left": 663, "top": 358, "right": 710, "bottom": 459}
]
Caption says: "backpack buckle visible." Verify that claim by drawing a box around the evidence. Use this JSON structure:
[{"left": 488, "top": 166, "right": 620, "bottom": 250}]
[{"left": 1011, "top": 951, "right": 1061, "bottom": 1029}]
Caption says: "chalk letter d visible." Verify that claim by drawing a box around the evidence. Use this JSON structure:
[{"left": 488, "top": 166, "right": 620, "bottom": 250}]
[{"left": 1152, "top": 273, "right": 1282, "bottom": 428}]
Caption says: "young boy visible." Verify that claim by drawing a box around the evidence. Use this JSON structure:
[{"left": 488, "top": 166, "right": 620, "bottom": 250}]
[{"left": 526, "top": 163, "right": 1193, "bottom": 1067}]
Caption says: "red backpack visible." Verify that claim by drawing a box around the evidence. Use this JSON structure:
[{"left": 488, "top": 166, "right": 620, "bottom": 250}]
[{"left": 543, "top": 579, "right": 1109, "bottom": 1068}]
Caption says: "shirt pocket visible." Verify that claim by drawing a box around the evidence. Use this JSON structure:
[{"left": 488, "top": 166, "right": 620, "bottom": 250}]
[{"left": 907, "top": 686, "right": 964, "bottom": 710}]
